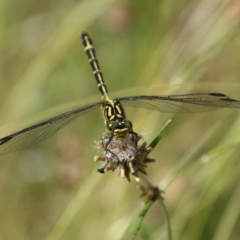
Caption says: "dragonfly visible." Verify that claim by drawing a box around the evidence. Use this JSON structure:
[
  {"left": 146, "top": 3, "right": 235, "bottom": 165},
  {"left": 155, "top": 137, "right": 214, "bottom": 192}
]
[{"left": 0, "top": 32, "right": 240, "bottom": 158}]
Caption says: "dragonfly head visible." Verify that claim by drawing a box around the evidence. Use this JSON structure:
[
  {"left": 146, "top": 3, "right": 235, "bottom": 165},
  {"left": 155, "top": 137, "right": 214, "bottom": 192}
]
[{"left": 106, "top": 119, "right": 133, "bottom": 139}]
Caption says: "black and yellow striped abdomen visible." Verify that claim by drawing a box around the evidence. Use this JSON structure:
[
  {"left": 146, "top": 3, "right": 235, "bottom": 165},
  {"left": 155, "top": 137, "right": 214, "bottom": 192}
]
[{"left": 81, "top": 32, "right": 109, "bottom": 101}]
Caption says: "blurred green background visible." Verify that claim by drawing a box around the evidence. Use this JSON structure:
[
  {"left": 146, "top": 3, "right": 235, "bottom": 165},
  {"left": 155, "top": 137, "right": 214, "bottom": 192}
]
[{"left": 0, "top": 0, "right": 240, "bottom": 239}]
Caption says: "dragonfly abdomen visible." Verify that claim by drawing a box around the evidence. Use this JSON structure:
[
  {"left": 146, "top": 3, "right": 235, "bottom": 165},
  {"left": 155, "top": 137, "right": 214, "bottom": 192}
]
[{"left": 81, "top": 32, "right": 109, "bottom": 100}]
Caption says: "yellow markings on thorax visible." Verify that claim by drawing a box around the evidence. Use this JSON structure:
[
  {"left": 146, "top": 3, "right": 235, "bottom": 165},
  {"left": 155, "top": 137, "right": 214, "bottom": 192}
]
[{"left": 102, "top": 100, "right": 126, "bottom": 124}]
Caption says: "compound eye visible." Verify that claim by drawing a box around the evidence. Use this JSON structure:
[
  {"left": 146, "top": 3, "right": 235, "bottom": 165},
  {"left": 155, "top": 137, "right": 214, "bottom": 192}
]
[
  {"left": 123, "top": 119, "right": 133, "bottom": 130},
  {"left": 106, "top": 121, "right": 117, "bottom": 132}
]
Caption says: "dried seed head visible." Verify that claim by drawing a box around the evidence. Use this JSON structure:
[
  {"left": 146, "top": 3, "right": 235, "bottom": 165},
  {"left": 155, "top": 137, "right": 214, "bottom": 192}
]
[{"left": 94, "top": 132, "right": 156, "bottom": 182}]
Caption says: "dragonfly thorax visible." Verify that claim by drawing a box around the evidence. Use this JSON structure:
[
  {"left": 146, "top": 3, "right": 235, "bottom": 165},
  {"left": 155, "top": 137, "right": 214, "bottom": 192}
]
[
  {"left": 102, "top": 100, "right": 126, "bottom": 122},
  {"left": 102, "top": 100, "right": 132, "bottom": 139}
]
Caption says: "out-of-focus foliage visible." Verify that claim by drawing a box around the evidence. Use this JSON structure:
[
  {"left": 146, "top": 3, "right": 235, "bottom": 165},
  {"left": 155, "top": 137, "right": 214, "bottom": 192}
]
[{"left": 0, "top": 0, "right": 240, "bottom": 239}]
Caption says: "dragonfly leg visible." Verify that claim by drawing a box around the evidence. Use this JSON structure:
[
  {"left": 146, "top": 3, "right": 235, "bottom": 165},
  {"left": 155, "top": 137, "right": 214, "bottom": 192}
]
[{"left": 102, "top": 134, "right": 119, "bottom": 161}]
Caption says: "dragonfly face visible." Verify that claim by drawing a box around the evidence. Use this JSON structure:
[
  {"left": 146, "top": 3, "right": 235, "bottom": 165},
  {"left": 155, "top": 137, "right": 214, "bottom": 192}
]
[
  {"left": 102, "top": 100, "right": 133, "bottom": 139},
  {"left": 106, "top": 119, "right": 133, "bottom": 139}
]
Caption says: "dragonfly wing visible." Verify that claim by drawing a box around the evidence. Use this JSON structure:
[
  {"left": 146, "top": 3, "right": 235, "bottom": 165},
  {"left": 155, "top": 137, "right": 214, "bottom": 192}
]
[
  {"left": 118, "top": 93, "right": 240, "bottom": 113},
  {"left": 0, "top": 101, "right": 103, "bottom": 155}
]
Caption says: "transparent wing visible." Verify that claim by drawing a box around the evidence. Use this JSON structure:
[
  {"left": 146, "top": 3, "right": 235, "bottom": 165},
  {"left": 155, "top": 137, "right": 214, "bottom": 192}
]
[
  {"left": 118, "top": 93, "right": 240, "bottom": 112},
  {"left": 0, "top": 101, "right": 104, "bottom": 155},
  {"left": 1, "top": 92, "right": 239, "bottom": 155}
]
